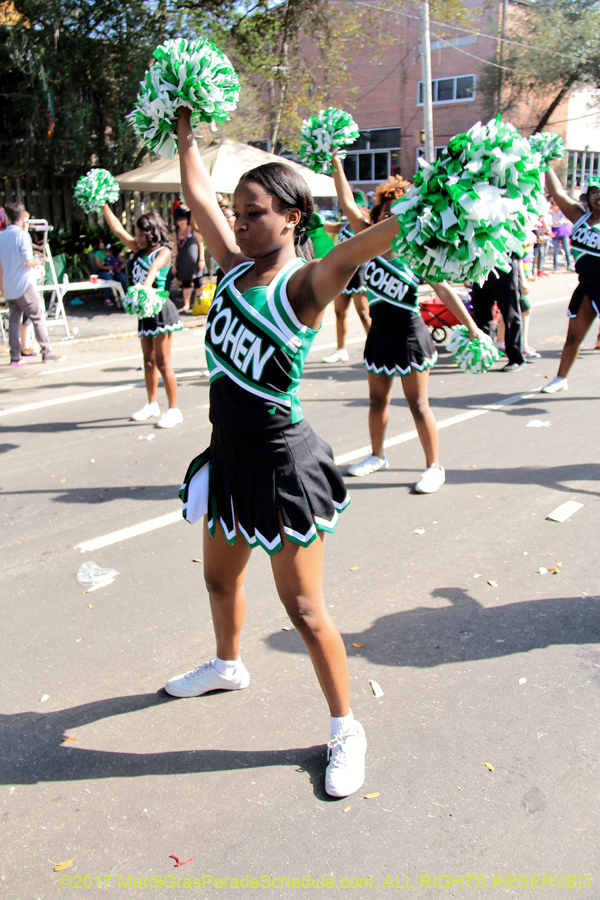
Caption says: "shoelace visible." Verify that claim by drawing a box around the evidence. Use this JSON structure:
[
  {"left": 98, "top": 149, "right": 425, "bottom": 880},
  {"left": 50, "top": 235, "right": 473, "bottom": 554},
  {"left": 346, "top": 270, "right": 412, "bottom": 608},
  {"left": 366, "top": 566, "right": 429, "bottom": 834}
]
[
  {"left": 190, "top": 658, "right": 216, "bottom": 675},
  {"left": 327, "top": 734, "right": 349, "bottom": 768}
]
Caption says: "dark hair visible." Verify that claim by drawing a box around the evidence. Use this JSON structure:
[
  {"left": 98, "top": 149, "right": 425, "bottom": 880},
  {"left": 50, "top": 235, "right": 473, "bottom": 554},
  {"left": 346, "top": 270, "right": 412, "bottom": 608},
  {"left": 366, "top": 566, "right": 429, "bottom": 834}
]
[
  {"left": 6, "top": 202, "right": 26, "bottom": 224},
  {"left": 238, "top": 163, "right": 315, "bottom": 260},
  {"left": 585, "top": 182, "right": 600, "bottom": 202},
  {"left": 134, "top": 211, "right": 171, "bottom": 258},
  {"left": 174, "top": 206, "right": 191, "bottom": 222},
  {"left": 369, "top": 176, "right": 411, "bottom": 224}
]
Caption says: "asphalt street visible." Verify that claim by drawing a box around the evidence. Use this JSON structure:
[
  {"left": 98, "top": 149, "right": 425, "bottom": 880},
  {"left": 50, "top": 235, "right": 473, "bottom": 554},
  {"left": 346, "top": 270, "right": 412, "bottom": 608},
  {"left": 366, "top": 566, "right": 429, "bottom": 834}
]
[{"left": 1, "top": 271, "right": 598, "bottom": 900}]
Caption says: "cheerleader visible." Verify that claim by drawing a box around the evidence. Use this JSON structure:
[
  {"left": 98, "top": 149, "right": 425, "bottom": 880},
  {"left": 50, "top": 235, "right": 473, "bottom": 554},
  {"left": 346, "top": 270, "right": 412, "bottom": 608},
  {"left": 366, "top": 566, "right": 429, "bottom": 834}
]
[
  {"left": 321, "top": 194, "right": 371, "bottom": 363},
  {"left": 103, "top": 205, "right": 184, "bottom": 427},
  {"left": 330, "top": 152, "right": 479, "bottom": 492},
  {"left": 168, "top": 108, "right": 409, "bottom": 799},
  {"left": 542, "top": 171, "right": 600, "bottom": 393}
]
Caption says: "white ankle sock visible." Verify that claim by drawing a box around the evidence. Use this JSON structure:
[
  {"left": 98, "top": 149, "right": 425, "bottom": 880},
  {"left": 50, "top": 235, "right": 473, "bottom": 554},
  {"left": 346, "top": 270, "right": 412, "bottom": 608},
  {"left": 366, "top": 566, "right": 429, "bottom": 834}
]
[
  {"left": 215, "top": 656, "right": 241, "bottom": 677},
  {"left": 330, "top": 710, "right": 354, "bottom": 736}
]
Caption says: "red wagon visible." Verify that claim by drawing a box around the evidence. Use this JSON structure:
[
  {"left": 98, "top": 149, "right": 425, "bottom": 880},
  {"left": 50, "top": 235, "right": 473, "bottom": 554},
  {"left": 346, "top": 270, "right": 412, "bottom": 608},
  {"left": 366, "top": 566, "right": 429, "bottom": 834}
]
[{"left": 419, "top": 296, "right": 461, "bottom": 343}]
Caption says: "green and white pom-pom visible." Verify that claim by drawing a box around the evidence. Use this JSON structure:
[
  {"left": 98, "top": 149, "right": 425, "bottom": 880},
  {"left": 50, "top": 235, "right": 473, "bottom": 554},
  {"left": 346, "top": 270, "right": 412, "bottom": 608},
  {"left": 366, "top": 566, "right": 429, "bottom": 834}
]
[
  {"left": 447, "top": 326, "right": 499, "bottom": 374},
  {"left": 391, "top": 116, "right": 554, "bottom": 286},
  {"left": 299, "top": 108, "right": 359, "bottom": 174},
  {"left": 529, "top": 131, "right": 565, "bottom": 164},
  {"left": 128, "top": 38, "right": 240, "bottom": 159},
  {"left": 122, "top": 284, "right": 168, "bottom": 318},
  {"left": 74, "top": 169, "right": 120, "bottom": 214}
]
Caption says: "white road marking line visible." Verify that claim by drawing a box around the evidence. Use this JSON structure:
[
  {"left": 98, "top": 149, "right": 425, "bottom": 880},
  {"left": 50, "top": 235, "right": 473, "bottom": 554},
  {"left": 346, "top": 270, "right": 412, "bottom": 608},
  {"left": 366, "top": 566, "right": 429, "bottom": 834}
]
[
  {"left": 530, "top": 295, "right": 571, "bottom": 307},
  {"left": 0, "top": 383, "right": 139, "bottom": 417},
  {"left": 309, "top": 336, "right": 365, "bottom": 354},
  {"left": 74, "top": 390, "right": 536, "bottom": 550},
  {"left": 75, "top": 510, "right": 183, "bottom": 552}
]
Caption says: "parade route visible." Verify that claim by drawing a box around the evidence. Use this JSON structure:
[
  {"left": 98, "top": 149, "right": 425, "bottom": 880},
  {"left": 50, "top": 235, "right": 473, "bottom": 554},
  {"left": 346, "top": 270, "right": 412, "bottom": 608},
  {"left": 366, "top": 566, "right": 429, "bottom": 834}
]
[{"left": 1, "top": 274, "right": 598, "bottom": 899}]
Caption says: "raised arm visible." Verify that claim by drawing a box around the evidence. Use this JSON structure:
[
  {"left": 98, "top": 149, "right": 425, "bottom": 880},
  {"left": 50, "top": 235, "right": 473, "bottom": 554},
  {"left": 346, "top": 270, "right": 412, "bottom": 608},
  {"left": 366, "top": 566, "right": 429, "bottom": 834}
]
[
  {"left": 545, "top": 168, "right": 585, "bottom": 224},
  {"left": 176, "top": 109, "right": 244, "bottom": 273},
  {"left": 330, "top": 152, "right": 370, "bottom": 234},
  {"left": 103, "top": 204, "right": 138, "bottom": 253},
  {"left": 430, "top": 282, "right": 478, "bottom": 339}
]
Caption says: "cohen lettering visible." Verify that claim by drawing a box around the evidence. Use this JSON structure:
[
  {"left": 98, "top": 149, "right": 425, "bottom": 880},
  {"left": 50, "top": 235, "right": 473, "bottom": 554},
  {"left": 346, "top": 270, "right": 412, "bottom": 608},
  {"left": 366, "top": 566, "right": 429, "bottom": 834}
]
[
  {"left": 209, "top": 307, "right": 275, "bottom": 379},
  {"left": 365, "top": 261, "right": 409, "bottom": 302}
]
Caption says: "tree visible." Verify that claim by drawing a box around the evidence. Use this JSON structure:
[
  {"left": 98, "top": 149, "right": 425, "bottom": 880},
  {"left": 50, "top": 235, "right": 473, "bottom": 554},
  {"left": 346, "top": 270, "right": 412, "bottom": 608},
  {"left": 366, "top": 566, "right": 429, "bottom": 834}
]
[{"left": 482, "top": 0, "right": 600, "bottom": 133}]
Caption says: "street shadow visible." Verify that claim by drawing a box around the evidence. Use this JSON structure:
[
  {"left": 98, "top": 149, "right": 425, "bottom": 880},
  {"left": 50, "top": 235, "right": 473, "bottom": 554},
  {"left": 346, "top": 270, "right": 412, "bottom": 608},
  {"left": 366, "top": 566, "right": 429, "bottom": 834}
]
[
  {"left": 266, "top": 589, "right": 600, "bottom": 668},
  {"left": 342, "top": 463, "right": 599, "bottom": 496},
  {"left": 0, "top": 691, "right": 330, "bottom": 798},
  {"left": 0, "top": 484, "right": 180, "bottom": 504},
  {"left": 0, "top": 443, "right": 19, "bottom": 454}
]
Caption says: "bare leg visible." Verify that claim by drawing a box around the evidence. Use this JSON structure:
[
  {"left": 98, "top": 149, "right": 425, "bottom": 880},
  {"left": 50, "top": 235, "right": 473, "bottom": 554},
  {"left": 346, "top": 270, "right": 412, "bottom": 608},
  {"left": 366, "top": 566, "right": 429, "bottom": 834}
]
[
  {"left": 203, "top": 516, "right": 252, "bottom": 661},
  {"left": 271, "top": 529, "right": 349, "bottom": 717},
  {"left": 333, "top": 294, "right": 352, "bottom": 351},
  {"left": 557, "top": 296, "right": 598, "bottom": 378},
  {"left": 401, "top": 368, "right": 439, "bottom": 468},
  {"left": 182, "top": 287, "right": 192, "bottom": 311},
  {"left": 153, "top": 332, "right": 178, "bottom": 408},
  {"left": 140, "top": 335, "right": 158, "bottom": 402},
  {"left": 496, "top": 316, "right": 505, "bottom": 344},
  {"left": 367, "top": 369, "right": 394, "bottom": 459},
  {"left": 352, "top": 291, "right": 371, "bottom": 335}
]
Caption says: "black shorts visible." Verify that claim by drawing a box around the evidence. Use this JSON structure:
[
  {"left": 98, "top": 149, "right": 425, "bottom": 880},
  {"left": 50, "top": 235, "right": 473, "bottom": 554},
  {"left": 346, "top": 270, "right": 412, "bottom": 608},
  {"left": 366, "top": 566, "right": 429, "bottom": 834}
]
[
  {"left": 180, "top": 419, "right": 350, "bottom": 555},
  {"left": 364, "top": 313, "right": 437, "bottom": 377}
]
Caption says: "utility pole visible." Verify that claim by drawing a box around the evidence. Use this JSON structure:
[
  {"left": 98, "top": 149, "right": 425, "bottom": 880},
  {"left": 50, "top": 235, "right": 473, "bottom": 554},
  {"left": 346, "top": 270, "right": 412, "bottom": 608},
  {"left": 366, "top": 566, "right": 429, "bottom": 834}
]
[
  {"left": 497, "top": 0, "right": 509, "bottom": 116},
  {"left": 421, "top": 0, "right": 434, "bottom": 163}
]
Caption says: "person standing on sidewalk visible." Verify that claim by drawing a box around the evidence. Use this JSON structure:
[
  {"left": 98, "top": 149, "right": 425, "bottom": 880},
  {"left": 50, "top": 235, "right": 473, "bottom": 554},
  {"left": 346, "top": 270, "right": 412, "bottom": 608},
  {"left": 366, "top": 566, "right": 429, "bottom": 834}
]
[
  {"left": 0, "top": 202, "right": 65, "bottom": 367},
  {"left": 470, "top": 256, "right": 526, "bottom": 372}
]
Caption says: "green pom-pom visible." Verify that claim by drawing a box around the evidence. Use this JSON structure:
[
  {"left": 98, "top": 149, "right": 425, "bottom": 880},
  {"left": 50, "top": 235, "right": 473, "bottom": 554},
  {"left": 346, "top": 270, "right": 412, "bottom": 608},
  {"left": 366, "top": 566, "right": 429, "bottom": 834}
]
[
  {"left": 74, "top": 169, "right": 120, "bottom": 214},
  {"left": 123, "top": 284, "right": 168, "bottom": 317},
  {"left": 529, "top": 131, "right": 565, "bottom": 166},
  {"left": 447, "top": 326, "right": 499, "bottom": 374},
  {"left": 299, "top": 107, "right": 359, "bottom": 174},
  {"left": 391, "top": 117, "right": 553, "bottom": 286},
  {"left": 128, "top": 38, "right": 240, "bottom": 159}
]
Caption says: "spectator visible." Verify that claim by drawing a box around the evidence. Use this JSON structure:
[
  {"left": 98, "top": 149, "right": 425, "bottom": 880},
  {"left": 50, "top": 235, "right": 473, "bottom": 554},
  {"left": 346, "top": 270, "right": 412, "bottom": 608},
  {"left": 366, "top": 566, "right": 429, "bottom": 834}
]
[
  {"left": 470, "top": 255, "right": 525, "bottom": 372},
  {"left": 0, "top": 202, "right": 64, "bottom": 366},
  {"left": 0, "top": 206, "right": 8, "bottom": 232},
  {"left": 172, "top": 206, "right": 204, "bottom": 313},
  {"left": 550, "top": 199, "right": 574, "bottom": 270},
  {"left": 94, "top": 236, "right": 127, "bottom": 306}
]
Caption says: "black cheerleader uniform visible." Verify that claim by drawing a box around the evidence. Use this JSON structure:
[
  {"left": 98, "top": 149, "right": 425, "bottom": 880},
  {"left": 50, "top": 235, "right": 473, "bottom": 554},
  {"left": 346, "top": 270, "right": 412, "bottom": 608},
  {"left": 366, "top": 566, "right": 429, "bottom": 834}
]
[
  {"left": 179, "top": 259, "right": 350, "bottom": 555},
  {"left": 363, "top": 255, "right": 437, "bottom": 377},
  {"left": 132, "top": 249, "right": 183, "bottom": 338},
  {"left": 567, "top": 212, "right": 600, "bottom": 318},
  {"left": 339, "top": 223, "right": 367, "bottom": 296}
]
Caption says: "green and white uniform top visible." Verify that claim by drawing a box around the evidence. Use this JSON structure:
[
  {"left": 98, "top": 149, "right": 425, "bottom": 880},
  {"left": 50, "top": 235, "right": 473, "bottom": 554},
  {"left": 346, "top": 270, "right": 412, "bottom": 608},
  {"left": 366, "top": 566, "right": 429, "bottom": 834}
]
[
  {"left": 131, "top": 248, "right": 170, "bottom": 289},
  {"left": 364, "top": 255, "right": 421, "bottom": 322},
  {"left": 205, "top": 258, "right": 319, "bottom": 433},
  {"left": 569, "top": 212, "right": 600, "bottom": 280}
]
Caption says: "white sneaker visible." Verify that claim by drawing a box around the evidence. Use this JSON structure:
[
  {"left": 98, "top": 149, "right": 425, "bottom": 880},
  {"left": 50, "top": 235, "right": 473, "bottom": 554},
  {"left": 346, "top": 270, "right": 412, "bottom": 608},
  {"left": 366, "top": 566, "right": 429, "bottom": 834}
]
[
  {"left": 132, "top": 401, "right": 160, "bottom": 421},
  {"left": 414, "top": 464, "right": 445, "bottom": 494},
  {"left": 347, "top": 454, "right": 388, "bottom": 477},
  {"left": 323, "top": 348, "right": 349, "bottom": 364},
  {"left": 541, "top": 376, "right": 568, "bottom": 394},
  {"left": 325, "top": 720, "right": 367, "bottom": 798},
  {"left": 165, "top": 658, "right": 250, "bottom": 697},
  {"left": 156, "top": 407, "right": 183, "bottom": 428}
]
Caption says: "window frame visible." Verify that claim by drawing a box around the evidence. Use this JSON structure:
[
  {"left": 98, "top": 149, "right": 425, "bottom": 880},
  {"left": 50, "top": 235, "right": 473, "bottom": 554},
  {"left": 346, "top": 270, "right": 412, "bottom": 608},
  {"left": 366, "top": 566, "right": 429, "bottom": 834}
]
[
  {"left": 342, "top": 127, "right": 401, "bottom": 184},
  {"left": 417, "top": 74, "right": 476, "bottom": 106}
]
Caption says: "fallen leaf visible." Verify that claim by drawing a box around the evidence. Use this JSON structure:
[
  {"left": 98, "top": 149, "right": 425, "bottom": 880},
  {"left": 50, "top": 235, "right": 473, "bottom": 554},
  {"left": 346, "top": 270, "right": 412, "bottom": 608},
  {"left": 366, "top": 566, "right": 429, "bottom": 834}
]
[
  {"left": 413, "top": 527, "right": 425, "bottom": 535},
  {"left": 458, "top": 786, "right": 463, "bottom": 791},
  {"left": 354, "top": 694, "right": 359, "bottom": 699},
  {"left": 40, "top": 694, "right": 49, "bottom": 703},
  {"left": 369, "top": 679, "right": 384, "bottom": 698},
  {"left": 281, "top": 625, "right": 295, "bottom": 631},
  {"left": 62, "top": 736, "right": 77, "bottom": 742},
  {"left": 88, "top": 604, "right": 93, "bottom": 610},
  {"left": 54, "top": 859, "right": 74, "bottom": 872},
  {"left": 364, "top": 792, "right": 380, "bottom": 799},
  {"left": 349, "top": 565, "right": 359, "bottom": 571},
  {"left": 192, "top": 558, "right": 203, "bottom": 563},
  {"left": 518, "top": 677, "right": 527, "bottom": 685},
  {"left": 343, "top": 806, "right": 351, "bottom": 813},
  {"left": 20, "top": 538, "right": 26, "bottom": 542},
  {"left": 471, "top": 465, "right": 476, "bottom": 468},
  {"left": 487, "top": 580, "right": 498, "bottom": 587},
  {"left": 352, "top": 643, "right": 365, "bottom": 648},
  {"left": 51, "top": 474, "right": 56, "bottom": 478},
  {"left": 556, "top": 561, "right": 562, "bottom": 567},
  {"left": 59, "top": 478, "right": 66, "bottom": 483},
  {"left": 484, "top": 762, "right": 494, "bottom": 772},
  {"left": 473, "top": 574, "right": 481, "bottom": 578}
]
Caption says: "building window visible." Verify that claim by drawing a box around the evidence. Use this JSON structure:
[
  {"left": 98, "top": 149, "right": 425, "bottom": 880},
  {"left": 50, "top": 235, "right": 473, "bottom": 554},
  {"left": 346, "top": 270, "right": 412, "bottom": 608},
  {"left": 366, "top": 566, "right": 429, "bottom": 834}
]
[
  {"left": 417, "top": 74, "right": 475, "bottom": 105},
  {"left": 417, "top": 146, "right": 447, "bottom": 164},
  {"left": 342, "top": 127, "right": 401, "bottom": 183}
]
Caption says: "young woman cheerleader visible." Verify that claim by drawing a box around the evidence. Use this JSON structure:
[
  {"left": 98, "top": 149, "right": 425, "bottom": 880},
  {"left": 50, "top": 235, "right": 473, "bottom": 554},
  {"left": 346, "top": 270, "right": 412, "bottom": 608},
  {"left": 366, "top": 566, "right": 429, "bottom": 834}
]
[
  {"left": 168, "top": 108, "right": 408, "bottom": 798},
  {"left": 103, "top": 205, "right": 184, "bottom": 427},
  {"left": 541, "top": 171, "right": 600, "bottom": 393},
  {"left": 321, "top": 193, "right": 371, "bottom": 364},
  {"left": 330, "top": 152, "right": 479, "bottom": 492}
]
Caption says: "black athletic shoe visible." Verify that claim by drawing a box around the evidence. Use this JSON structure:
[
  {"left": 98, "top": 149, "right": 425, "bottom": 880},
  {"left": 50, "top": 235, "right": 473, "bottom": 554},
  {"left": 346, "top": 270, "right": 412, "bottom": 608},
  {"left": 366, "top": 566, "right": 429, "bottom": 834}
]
[{"left": 501, "top": 362, "right": 526, "bottom": 372}]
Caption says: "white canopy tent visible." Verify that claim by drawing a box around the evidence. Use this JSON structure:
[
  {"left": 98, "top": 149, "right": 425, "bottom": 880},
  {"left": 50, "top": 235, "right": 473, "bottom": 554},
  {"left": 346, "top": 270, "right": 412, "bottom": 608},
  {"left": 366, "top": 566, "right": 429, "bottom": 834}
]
[{"left": 116, "top": 137, "right": 337, "bottom": 198}]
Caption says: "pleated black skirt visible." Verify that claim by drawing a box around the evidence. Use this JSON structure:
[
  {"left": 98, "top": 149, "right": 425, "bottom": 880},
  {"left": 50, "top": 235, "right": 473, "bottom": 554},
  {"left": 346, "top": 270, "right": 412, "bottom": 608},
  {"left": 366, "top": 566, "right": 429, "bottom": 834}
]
[
  {"left": 364, "top": 313, "right": 437, "bottom": 377},
  {"left": 138, "top": 297, "right": 183, "bottom": 338},
  {"left": 568, "top": 281, "right": 600, "bottom": 319},
  {"left": 179, "top": 420, "right": 350, "bottom": 555},
  {"left": 342, "top": 264, "right": 367, "bottom": 296}
]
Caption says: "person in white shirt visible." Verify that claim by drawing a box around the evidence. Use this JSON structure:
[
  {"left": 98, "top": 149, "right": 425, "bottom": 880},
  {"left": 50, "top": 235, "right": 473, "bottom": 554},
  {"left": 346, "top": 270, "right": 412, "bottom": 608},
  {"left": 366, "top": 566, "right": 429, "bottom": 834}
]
[{"left": 0, "top": 203, "right": 64, "bottom": 367}]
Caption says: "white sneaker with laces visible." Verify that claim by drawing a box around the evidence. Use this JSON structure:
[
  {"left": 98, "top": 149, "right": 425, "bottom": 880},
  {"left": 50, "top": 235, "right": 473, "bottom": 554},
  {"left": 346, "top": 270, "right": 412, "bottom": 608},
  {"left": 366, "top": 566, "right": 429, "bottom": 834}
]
[
  {"left": 541, "top": 376, "right": 568, "bottom": 394},
  {"left": 132, "top": 401, "right": 160, "bottom": 421},
  {"left": 156, "top": 407, "right": 183, "bottom": 428},
  {"left": 165, "top": 658, "right": 250, "bottom": 697},
  {"left": 325, "top": 720, "right": 367, "bottom": 798},
  {"left": 414, "top": 464, "right": 445, "bottom": 494},
  {"left": 323, "top": 348, "right": 349, "bottom": 364},
  {"left": 347, "top": 454, "right": 388, "bottom": 477}
]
